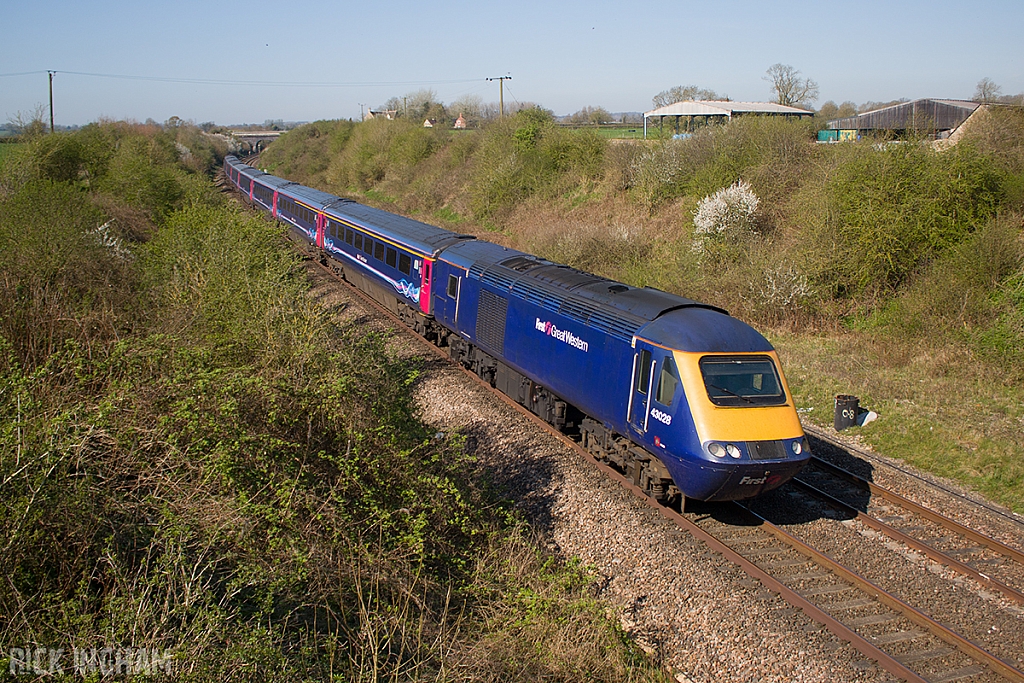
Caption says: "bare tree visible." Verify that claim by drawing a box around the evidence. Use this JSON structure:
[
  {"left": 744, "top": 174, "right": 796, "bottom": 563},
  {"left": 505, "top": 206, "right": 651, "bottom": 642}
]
[
  {"left": 764, "top": 64, "right": 819, "bottom": 107},
  {"left": 7, "top": 105, "right": 48, "bottom": 138},
  {"left": 652, "top": 85, "right": 723, "bottom": 108},
  {"left": 974, "top": 77, "right": 1003, "bottom": 103},
  {"left": 450, "top": 94, "right": 484, "bottom": 120}
]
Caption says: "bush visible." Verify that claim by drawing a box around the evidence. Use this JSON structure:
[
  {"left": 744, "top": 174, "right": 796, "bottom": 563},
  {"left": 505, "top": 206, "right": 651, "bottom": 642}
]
[
  {"left": 623, "top": 117, "right": 816, "bottom": 212},
  {"left": 693, "top": 180, "right": 760, "bottom": 238},
  {"left": 470, "top": 109, "right": 606, "bottom": 219},
  {"left": 0, "top": 180, "right": 137, "bottom": 366},
  {"left": 799, "top": 141, "right": 1002, "bottom": 298}
]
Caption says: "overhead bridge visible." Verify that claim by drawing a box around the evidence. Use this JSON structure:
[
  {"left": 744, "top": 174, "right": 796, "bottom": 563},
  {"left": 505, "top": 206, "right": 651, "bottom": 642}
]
[{"left": 230, "top": 130, "right": 283, "bottom": 153}]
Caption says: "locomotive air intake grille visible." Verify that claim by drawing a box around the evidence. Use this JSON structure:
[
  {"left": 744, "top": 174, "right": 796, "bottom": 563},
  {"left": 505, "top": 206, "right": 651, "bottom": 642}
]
[{"left": 477, "top": 289, "right": 509, "bottom": 355}]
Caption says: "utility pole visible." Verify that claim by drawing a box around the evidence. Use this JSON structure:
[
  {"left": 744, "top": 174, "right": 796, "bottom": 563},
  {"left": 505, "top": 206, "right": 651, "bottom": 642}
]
[
  {"left": 359, "top": 103, "right": 366, "bottom": 120},
  {"left": 48, "top": 71, "right": 55, "bottom": 133},
  {"left": 487, "top": 75, "right": 512, "bottom": 118}
]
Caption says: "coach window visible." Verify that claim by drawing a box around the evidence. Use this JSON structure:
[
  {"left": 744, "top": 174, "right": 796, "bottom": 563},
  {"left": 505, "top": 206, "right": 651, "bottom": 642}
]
[
  {"left": 345, "top": 228, "right": 354, "bottom": 245},
  {"left": 398, "top": 253, "right": 411, "bottom": 275},
  {"left": 363, "top": 238, "right": 374, "bottom": 255},
  {"left": 447, "top": 274, "right": 459, "bottom": 299},
  {"left": 353, "top": 233, "right": 362, "bottom": 251},
  {"left": 655, "top": 357, "right": 679, "bottom": 406},
  {"left": 385, "top": 247, "right": 397, "bottom": 268},
  {"left": 376, "top": 242, "right": 387, "bottom": 262}
]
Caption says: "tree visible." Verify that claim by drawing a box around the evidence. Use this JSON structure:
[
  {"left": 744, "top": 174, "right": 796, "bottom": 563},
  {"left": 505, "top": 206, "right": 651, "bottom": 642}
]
[
  {"left": 816, "top": 100, "right": 858, "bottom": 120},
  {"left": 764, "top": 64, "right": 819, "bottom": 108},
  {"left": 567, "top": 106, "right": 612, "bottom": 125},
  {"left": 974, "top": 77, "right": 1003, "bottom": 103},
  {"left": 7, "top": 105, "right": 48, "bottom": 139},
  {"left": 652, "top": 85, "right": 723, "bottom": 108},
  {"left": 450, "top": 94, "right": 484, "bottom": 120}
]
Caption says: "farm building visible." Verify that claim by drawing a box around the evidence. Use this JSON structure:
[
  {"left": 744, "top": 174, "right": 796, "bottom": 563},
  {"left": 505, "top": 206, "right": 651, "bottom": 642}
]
[
  {"left": 825, "top": 99, "right": 982, "bottom": 140},
  {"left": 643, "top": 100, "right": 813, "bottom": 138}
]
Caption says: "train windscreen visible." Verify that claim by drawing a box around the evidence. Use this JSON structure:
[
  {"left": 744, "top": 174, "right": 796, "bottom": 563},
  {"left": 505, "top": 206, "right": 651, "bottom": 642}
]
[{"left": 698, "top": 356, "right": 786, "bottom": 406}]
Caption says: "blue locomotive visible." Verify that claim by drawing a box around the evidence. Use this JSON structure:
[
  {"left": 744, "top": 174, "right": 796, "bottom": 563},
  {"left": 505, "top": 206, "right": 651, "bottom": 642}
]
[{"left": 225, "top": 155, "right": 810, "bottom": 508}]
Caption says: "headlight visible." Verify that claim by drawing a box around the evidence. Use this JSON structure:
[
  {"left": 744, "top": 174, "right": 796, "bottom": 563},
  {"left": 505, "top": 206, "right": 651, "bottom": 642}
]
[
  {"left": 792, "top": 440, "right": 803, "bottom": 455},
  {"left": 726, "top": 444, "right": 742, "bottom": 459},
  {"left": 708, "top": 443, "right": 726, "bottom": 458}
]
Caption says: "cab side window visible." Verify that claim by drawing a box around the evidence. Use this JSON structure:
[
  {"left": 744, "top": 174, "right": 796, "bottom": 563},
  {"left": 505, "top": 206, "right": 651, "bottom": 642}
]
[
  {"left": 655, "top": 357, "right": 679, "bottom": 406},
  {"left": 635, "top": 349, "right": 652, "bottom": 394}
]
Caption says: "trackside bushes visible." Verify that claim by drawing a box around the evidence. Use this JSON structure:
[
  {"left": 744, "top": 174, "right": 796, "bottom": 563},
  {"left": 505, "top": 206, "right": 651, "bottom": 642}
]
[
  {"left": 802, "top": 141, "right": 1002, "bottom": 298},
  {"left": 0, "top": 120, "right": 666, "bottom": 682}
]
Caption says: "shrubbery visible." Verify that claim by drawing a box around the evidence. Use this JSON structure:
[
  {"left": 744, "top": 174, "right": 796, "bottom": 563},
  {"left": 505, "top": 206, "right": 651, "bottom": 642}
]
[{"left": 1, "top": 122, "right": 664, "bottom": 682}]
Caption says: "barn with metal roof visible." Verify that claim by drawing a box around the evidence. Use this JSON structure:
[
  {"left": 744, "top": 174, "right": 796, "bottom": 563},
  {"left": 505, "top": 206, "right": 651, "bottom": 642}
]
[
  {"left": 825, "top": 99, "right": 981, "bottom": 139},
  {"left": 643, "top": 100, "right": 813, "bottom": 138}
]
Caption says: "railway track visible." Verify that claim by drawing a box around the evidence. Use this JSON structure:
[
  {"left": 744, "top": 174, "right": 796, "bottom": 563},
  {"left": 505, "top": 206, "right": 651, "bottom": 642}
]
[
  {"left": 795, "top": 448, "right": 1024, "bottom": 606},
  {"left": 227, "top": 179, "right": 1023, "bottom": 683}
]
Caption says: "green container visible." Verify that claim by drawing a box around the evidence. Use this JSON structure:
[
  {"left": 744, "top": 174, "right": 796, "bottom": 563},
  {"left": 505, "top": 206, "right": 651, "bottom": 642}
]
[{"left": 817, "top": 129, "right": 839, "bottom": 142}]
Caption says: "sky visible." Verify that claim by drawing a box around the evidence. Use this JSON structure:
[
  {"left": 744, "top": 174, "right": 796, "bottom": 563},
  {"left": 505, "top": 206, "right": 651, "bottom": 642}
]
[{"left": 2, "top": 0, "right": 1022, "bottom": 127}]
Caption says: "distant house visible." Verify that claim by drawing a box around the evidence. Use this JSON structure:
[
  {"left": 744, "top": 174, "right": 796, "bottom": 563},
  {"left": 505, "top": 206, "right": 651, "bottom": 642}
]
[
  {"left": 454, "top": 113, "right": 467, "bottom": 129},
  {"left": 365, "top": 109, "right": 398, "bottom": 121},
  {"left": 423, "top": 119, "right": 437, "bottom": 128}
]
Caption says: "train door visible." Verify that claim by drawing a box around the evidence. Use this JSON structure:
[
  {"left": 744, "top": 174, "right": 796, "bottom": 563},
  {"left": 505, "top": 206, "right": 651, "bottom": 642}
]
[
  {"left": 419, "top": 259, "right": 433, "bottom": 315},
  {"left": 315, "top": 213, "right": 325, "bottom": 249},
  {"left": 434, "top": 266, "right": 465, "bottom": 330},
  {"left": 628, "top": 342, "right": 658, "bottom": 435}
]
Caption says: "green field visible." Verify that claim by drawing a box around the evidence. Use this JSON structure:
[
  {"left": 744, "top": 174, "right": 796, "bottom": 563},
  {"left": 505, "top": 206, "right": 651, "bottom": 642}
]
[{"left": 555, "top": 125, "right": 651, "bottom": 139}]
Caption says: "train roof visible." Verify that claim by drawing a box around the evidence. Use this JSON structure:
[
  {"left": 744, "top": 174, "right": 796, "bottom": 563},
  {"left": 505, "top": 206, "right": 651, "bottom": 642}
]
[
  {"left": 238, "top": 166, "right": 266, "bottom": 180},
  {"left": 256, "top": 175, "right": 296, "bottom": 190},
  {"left": 440, "top": 240, "right": 727, "bottom": 344},
  {"left": 228, "top": 158, "right": 470, "bottom": 256},
  {"left": 640, "top": 306, "right": 774, "bottom": 353},
  {"left": 278, "top": 182, "right": 340, "bottom": 210},
  {"left": 327, "top": 202, "right": 473, "bottom": 256}
]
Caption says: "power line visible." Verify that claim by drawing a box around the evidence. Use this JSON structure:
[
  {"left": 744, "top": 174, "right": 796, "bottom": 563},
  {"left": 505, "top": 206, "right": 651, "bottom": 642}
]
[{"left": 2, "top": 69, "right": 483, "bottom": 89}]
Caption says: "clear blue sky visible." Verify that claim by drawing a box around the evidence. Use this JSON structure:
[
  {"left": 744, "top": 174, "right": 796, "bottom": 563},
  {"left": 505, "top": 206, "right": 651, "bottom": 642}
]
[{"left": 2, "top": 0, "right": 1022, "bottom": 126}]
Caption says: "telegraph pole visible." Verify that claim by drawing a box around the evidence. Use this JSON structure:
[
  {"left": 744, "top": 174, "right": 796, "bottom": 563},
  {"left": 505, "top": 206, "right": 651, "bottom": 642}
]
[
  {"left": 48, "top": 71, "right": 55, "bottom": 133},
  {"left": 487, "top": 75, "right": 512, "bottom": 117}
]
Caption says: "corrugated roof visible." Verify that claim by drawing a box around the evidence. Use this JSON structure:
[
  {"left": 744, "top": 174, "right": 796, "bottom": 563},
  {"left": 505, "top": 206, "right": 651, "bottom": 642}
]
[
  {"left": 645, "top": 100, "right": 813, "bottom": 118},
  {"left": 827, "top": 99, "right": 980, "bottom": 132}
]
